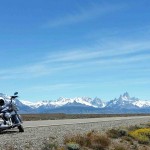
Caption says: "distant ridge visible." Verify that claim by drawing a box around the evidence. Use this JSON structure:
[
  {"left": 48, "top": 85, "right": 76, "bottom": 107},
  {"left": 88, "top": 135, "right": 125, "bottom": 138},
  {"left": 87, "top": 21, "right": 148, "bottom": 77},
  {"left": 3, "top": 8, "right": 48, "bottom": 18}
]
[{"left": 1, "top": 92, "right": 150, "bottom": 114}]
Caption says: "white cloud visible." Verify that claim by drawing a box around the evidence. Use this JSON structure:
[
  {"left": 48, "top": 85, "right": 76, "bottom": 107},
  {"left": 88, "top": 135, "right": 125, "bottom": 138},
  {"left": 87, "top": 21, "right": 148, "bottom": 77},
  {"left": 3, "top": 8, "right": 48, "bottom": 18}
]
[
  {"left": 22, "top": 83, "right": 87, "bottom": 93},
  {"left": 0, "top": 38, "right": 150, "bottom": 80},
  {"left": 44, "top": 40, "right": 150, "bottom": 64},
  {"left": 44, "top": 2, "right": 125, "bottom": 28}
]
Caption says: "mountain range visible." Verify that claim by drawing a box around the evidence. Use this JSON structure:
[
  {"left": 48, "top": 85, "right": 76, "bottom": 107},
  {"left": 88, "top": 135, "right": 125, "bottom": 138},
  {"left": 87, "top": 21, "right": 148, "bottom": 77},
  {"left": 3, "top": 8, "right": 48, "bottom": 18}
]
[{"left": 1, "top": 92, "right": 150, "bottom": 114}]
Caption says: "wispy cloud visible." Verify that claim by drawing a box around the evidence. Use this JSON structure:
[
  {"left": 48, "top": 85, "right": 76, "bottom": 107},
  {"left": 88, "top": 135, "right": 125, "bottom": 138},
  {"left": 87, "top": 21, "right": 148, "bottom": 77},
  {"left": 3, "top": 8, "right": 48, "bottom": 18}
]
[
  {"left": 44, "top": 2, "right": 126, "bottom": 28},
  {"left": 0, "top": 63, "right": 55, "bottom": 80},
  {"left": 0, "top": 38, "right": 150, "bottom": 80},
  {"left": 44, "top": 40, "right": 150, "bottom": 64},
  {"left": 102, "top": 78, "right": 150, "bottom": 87},
  {"left": 25, "top": 83, "right": 86, "bottom": 92}
]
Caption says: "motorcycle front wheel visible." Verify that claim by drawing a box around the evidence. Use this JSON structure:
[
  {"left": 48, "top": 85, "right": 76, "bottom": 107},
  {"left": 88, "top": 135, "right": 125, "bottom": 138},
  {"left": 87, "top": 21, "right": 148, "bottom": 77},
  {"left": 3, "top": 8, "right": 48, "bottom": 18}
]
[{"left": 18, "top": 125, "right": 24, "bottom": 132}]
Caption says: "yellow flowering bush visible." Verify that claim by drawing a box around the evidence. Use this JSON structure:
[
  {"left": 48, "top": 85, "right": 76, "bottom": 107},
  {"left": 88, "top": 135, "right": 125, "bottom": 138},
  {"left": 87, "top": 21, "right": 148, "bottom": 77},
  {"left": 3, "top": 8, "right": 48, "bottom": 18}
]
[{"left": 129, "top": 128, "right": 150, "bottom": 144}]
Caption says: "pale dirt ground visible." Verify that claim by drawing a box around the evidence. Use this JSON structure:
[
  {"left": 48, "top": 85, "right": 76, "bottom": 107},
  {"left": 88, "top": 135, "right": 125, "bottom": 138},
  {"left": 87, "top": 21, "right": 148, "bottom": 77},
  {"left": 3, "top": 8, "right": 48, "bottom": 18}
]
[{"left": 0, "top": 116, "right": 150, "bottom": 150}]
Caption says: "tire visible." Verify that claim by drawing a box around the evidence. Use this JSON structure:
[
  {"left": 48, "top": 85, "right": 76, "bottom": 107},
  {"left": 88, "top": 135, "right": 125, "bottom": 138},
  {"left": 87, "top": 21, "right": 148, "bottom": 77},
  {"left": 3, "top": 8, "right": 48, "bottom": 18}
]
[{"left": 18, "top": 125, "right": 24, "bottom": 132}]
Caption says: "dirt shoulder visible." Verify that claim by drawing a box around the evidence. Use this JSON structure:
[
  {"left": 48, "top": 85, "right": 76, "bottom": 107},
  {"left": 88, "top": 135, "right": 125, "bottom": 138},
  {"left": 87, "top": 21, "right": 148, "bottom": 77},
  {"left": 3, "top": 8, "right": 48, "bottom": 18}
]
[{"left": 0, "top": 116, "right": 150, "bottom": 150}]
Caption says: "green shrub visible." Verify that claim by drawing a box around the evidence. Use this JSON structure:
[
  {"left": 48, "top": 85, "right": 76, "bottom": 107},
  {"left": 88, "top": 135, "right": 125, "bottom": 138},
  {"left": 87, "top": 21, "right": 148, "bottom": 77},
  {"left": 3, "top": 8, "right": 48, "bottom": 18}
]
[
  {"left": 128, "top": 125, "right": 142, "bottom": 131},
  {"left": 66, "top": 142, "right": 80, "bottom": 150},
  {"left": 41, "top": 140, "right": 58, "bottom": 150},
  {"left": 107, "top": 129, "right": 127, "bottom": 138}
]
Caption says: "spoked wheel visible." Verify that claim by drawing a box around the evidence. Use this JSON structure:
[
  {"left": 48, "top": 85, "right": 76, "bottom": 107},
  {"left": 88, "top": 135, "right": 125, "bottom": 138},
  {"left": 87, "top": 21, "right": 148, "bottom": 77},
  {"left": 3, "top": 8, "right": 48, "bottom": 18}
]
[{"left": 18, "top": 125, "right": 24, "bottom": 132}]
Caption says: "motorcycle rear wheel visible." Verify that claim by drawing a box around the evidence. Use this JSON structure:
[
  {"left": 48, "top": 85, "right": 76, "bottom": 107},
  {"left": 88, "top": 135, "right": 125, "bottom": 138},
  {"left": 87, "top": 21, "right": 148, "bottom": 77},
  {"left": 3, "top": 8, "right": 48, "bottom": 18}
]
[{"left": 18, "top": 125, "right": 24, "bottom": 132}]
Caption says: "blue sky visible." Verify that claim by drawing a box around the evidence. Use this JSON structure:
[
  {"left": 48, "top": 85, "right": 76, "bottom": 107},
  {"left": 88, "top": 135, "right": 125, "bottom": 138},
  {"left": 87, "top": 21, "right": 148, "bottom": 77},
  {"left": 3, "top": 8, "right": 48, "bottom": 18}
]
[{"left": 0, "top": 0, "right": 150, "bottom": 101}]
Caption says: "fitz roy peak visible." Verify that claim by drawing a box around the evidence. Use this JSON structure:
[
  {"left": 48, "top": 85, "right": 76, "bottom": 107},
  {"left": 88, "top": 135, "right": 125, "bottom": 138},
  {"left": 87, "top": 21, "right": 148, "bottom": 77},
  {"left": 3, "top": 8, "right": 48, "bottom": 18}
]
[
  {"left": 106, "top": 92, "right": 150, "bottom": 109},
  {"left": 0, "top": 92, "right": 150, "bottom": 113},
  {"left": 106, "top": 92, "right": 139, "bottom": 109}
]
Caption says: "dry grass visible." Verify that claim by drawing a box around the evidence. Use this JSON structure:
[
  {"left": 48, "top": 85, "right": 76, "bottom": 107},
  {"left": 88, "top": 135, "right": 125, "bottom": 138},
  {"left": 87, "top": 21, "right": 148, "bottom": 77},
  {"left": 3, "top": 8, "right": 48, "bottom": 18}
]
[
  {"left": 63, "top": 123, "right": 150, "bottom": 150},
  {"left": 113, "top": 144, "right": 127, "bottom": 150},
  {"left": 21, "top": 113, "right": 150, "bottom": 121},
  {"left": 3, "top": 121, "right": 150, "bottom": 150},
  {"left": 4, "top": 145, "right": 15, "bottom": 150},
  {"left": 64, "top": 130, "right": 111, "bottom": 150}
]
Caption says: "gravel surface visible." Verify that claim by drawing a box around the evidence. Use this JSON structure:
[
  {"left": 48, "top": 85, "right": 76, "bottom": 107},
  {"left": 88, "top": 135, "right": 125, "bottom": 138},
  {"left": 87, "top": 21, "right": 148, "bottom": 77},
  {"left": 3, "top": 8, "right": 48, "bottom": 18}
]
[{"left": 0, "top": 117, "right": 150, "bottom": 150}]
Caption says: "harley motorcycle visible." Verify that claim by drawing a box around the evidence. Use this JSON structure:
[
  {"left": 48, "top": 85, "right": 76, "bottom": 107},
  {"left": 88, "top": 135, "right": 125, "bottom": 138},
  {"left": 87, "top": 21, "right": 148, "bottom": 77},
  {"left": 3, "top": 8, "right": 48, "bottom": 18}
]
[{"left": 0, "top": 92, "right": 24, "bottom": 132}]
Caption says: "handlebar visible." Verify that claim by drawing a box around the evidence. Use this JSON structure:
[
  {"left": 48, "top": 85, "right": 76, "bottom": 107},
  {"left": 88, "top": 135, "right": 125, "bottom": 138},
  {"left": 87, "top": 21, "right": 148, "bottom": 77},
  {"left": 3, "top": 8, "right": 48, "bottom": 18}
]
[{"left": 10, "top": 96, "right": 18, "bottom": 100}]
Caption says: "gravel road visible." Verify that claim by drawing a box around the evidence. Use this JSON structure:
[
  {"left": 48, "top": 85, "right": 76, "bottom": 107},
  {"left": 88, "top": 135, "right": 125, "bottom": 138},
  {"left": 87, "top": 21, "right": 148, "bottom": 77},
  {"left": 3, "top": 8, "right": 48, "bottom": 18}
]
[{"left": 0, "top": 116, "right": 150, "bottom": 150}]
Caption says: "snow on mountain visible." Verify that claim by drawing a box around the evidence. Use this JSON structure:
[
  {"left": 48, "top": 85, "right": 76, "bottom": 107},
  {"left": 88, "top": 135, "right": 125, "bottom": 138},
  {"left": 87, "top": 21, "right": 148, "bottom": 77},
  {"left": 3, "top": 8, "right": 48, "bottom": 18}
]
[
  {"left": 21, "top": 97, "right": 105, "bottom": 108},
  {"left": 21, "top": 100, "right": 55, "bottom": 109},
  {"left": 106, "top": 92, "right": 150, "bottom": 109},
  {"left": 133, "top": 100, "right": 150, "bottom": 108},
  {"left": 21, "top": 92, "right": 150, "bottom": 110},
  {"left": 21, "top": 100, "right": 41, "bottom": 108},
  {"left": 51, "top": 97, "right": 96, "bottom": 108},
  {"left": 1, "top": 92, "right": 150, "bottom": 113},
  {"left": 91, "top": 97, "right": 106, "bottom": 108},
  {"left": 106, "top": 92, "right": 136, "bottom": 109},
  {"left": 0, "top": 93, "right": 10, "bottom": 100}
]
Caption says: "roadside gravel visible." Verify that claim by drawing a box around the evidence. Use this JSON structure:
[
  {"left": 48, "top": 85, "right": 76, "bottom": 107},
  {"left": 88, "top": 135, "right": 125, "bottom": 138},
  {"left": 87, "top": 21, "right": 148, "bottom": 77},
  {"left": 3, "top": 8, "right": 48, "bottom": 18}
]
[{"left": 0, "top": 117, "right": 150, "bottom": 150}]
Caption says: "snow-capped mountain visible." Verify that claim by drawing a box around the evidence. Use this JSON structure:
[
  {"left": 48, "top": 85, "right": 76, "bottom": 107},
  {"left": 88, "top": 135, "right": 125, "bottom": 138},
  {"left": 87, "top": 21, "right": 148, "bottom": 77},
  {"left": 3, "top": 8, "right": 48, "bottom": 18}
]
[
  {"left": 21, "top": 97, "right": 106, "bottom": 109},
  {"left": 0, "top": 93, "right": 10, "bottom": 100},
  {"left": 106, "top": 92, "right": 150, "bottom": 109},
  {"left": 21, "top": 100, "right": 52, "bottom": 109},
  {"left": 106, "top": 92, "right": 138, "bottom": 109},
  {"left": 19, "top": 92, "right": 150, "bottom": 113},
  {"left": 1, "top": 92, "right": 150, "bottom": 114},
  {"left": 132, "top": 100, "right": 150, "bottom": 108},
  {"left": 91, "top": 97, "right": 106, "bottom": 108}
]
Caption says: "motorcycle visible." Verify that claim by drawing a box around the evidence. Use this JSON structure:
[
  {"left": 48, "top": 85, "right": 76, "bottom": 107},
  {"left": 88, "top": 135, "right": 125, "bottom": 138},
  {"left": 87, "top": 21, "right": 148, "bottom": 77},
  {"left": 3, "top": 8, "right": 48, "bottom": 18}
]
[{"left": 0, "top": 92, "right": 24, "bottom": 132}]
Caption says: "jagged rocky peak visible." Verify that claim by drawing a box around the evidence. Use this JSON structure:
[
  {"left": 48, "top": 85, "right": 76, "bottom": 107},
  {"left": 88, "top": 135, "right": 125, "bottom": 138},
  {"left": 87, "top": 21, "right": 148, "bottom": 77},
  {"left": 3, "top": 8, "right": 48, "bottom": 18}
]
[
  {"left": 92, "top": 97, "right": 106, "bottom": 108},
  {"left": 92, "top": 97, "right": 103, "bottom": 104},
  {"left": 94, "top": 97, "right": 101, "bottom": 100},
  {"left": 82, "top": 97, "right": 92, "bottom": 102},
  {"left": 118, "top": 92, "right": 130, "bottom": 101},
  {"left": 42, "top": 100, "right": 52, "bottom": 103},
  {"left": 56, "top": 97, "right": 68, "bottom": 102},
  {"left": 123, "top": 92, "right": 130, "bottom": 98}
]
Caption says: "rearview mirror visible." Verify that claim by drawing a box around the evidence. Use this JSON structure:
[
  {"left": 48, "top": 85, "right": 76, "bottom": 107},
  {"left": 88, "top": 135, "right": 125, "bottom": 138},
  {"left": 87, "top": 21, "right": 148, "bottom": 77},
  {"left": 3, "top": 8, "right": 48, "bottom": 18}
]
[{"left": 14, "top": 92, "right": 18, "bottom": 95}]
